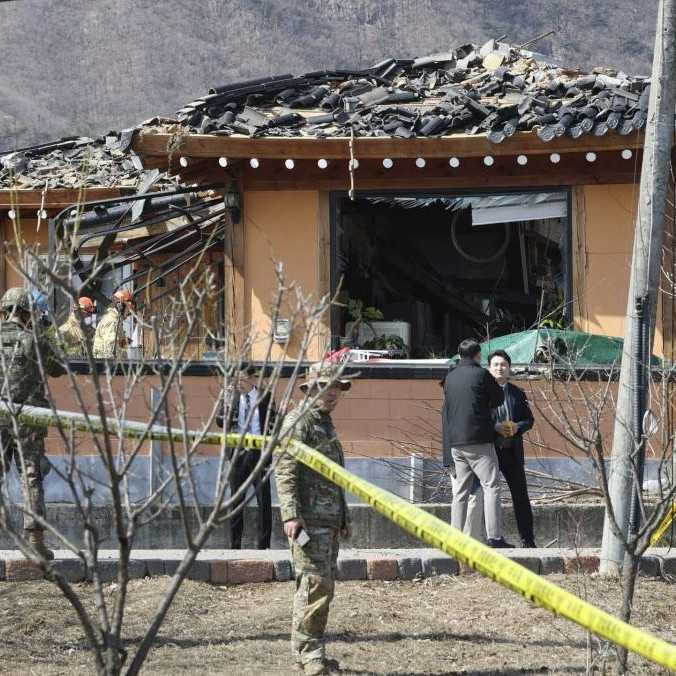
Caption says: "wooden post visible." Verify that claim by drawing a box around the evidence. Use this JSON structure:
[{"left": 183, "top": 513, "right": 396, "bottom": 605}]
[
  {"left": 223, "top": 207, "right": 246, "bottom": 357},
  {"left": 317, "top": 192, "right": 331, "bottom": 358},
  {"left": 600, "top": 0, "right": 676, "bottom": 574},
  {"left": 0, "top": 214, "right": 6, "bottom": 297}
]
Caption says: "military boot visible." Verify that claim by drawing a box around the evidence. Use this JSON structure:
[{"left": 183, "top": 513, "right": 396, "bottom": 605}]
[
  {"left": 27, "top": 530, "right": 54, "bottom": 560},
  {"left": 303, "top": 658, "right": 339, "bottom": 675},
  {"left": 303, "top": 661, "right": 328, "bottom": 676}
]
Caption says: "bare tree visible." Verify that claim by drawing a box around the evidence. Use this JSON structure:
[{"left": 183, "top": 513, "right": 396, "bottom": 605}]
[
  {"left": 528, "top": 345, "right": 676, "bottom": 674},
  {"left": 0, "top": 206, "right": 342, "bottom": 676}
]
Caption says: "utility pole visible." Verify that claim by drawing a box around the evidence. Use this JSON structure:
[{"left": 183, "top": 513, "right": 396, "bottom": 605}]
[{"left": 600, "top": 0, "right": 676, "bottom": 574}]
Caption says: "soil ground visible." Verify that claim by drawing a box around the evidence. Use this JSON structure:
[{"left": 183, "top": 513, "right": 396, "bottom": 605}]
[{"left": 0, "top": 574, "right": 673, "bottom": 675}]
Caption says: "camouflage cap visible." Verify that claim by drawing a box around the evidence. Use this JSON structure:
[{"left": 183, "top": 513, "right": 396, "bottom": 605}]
[
  {"left": 0, "top": 287, "right": 31, "bottom": 312},
  {"left": 300, "top": 362, "right": 353, "bottom": 391}
]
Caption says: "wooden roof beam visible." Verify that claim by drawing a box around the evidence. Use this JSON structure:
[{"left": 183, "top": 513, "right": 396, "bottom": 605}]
[
  {"left": 0, "top": 187, "right": 131, "bottom": 209},
  {"left": 133, "top": 130, "right": 652, "bottom": 161}
]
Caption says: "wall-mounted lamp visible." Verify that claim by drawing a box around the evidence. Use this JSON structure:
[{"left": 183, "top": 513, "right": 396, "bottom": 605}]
[{"left": 273, "top": 318, "right": 291, "bottom": 344}]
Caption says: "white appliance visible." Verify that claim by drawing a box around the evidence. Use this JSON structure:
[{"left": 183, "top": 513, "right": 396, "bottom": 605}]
[{"left": 345, "top": 321, "right": 411, "bottom": 348}]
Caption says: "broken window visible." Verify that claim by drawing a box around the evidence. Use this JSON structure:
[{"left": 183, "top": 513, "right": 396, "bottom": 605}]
[{"left": 332, "top": 190, "right": 569, "bottom": 360}]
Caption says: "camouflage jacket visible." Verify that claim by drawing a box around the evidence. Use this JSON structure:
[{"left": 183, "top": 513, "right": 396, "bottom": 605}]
[
  {"left": 93, "top": 306, "right": 127, "bottom": 359},
  {"left": 57, "top": 313, "right": 94, "bottom": 357},
  {"left": 276, "top": 405, "right": 350, "bottom": 528},
  {"left": 0, "top": 319, "right": 65, "bottom": 406}
]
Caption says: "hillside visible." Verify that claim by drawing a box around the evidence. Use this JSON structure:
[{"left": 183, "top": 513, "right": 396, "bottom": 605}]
[{"left": 0, "top": 0, "right": 657, "bottom": 150}]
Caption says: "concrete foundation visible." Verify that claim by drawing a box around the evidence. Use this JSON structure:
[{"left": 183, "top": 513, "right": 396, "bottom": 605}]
[{"left": 0, "top": 501, "right": 629, "bottom": 550}]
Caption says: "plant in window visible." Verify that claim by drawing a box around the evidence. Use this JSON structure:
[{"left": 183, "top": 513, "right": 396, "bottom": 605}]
[
  {"left": 538, "top": 289, "right": 566, "bottom": 330},
  {"left": 336, "top": 292, "right": 384, "bottom": 346},
  {"left": 362, "top": 334, "right": 407, "bottom": 353}
]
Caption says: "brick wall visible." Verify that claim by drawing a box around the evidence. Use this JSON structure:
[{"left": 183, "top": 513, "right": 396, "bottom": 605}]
[{"left": 44, "top": 374, "right": 624, "bottom": 461}]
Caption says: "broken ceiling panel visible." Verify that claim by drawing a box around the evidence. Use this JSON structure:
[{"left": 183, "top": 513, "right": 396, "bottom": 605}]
[{"left": 364, "top": 192, "right": 567, "bottom": 225}]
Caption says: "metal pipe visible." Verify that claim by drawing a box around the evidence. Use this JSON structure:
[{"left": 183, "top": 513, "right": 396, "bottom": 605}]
[{"left": 629, "top": 296, "right": 646, "bottom": 535}]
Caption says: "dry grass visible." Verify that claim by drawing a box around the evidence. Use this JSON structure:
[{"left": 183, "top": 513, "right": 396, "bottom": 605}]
[{"left": 0, "top": 574, "right": 674, "bottom": 675}]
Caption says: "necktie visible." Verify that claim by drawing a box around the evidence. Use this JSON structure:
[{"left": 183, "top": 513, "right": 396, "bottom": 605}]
[
  {"left": 503, "top": 386, "right": 511, "bottom": 421},
  {"left": 244, "top": 392, "right": 251, "bottom": 431}
]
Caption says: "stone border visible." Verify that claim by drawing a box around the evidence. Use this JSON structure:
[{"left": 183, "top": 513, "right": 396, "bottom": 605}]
[{"left": 1, "top": 549, "right": 674, "bottom": 584}]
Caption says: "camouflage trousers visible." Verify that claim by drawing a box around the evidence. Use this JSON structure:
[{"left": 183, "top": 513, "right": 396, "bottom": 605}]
[
  {"left": 0, "top": 425, "right": 49, "bottom": 531},
  {"left": 291, "top": 526, "right": 340, "bottom": 665}
]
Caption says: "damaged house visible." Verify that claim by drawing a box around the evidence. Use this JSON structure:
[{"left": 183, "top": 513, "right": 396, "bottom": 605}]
[{"left": 1, "top": 38, "right": 674, "bottom": 499}]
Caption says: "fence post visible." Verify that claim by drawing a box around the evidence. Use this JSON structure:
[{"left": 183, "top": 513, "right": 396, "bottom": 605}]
[
  {"left": 409, "top": 453, "right": 424, "bottom": 503},
  {"left": 149, "top": 387, "right": 164, "bottom": 496}
]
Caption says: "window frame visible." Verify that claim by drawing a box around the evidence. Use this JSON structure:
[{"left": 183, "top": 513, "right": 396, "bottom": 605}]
[{"left": 328, "top": 186, "right": 573, "bottom": 359}]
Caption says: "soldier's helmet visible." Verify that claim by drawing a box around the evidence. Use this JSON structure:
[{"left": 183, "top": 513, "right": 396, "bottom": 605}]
[
  {"left": 0, "top": 287, "right": 31, "bottom": 312},
  {"left": 300, "top": 362, "right": 354, "bottom": 391}
]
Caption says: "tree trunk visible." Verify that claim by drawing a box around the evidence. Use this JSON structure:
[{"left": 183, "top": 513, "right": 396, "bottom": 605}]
[{"left": 615, "top": 549, "right": 640, "bottom": 673}]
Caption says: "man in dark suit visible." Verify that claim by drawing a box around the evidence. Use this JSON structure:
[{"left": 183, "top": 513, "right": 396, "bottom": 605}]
[
  {"left": 488, "top": 349, "right": 536, "bottom": 548},
  {"left": 217, "top": 365, "right": 277, "bottom": 549},
  {"left": 442, "top": 338, "right": 513, "bottom": 548}
]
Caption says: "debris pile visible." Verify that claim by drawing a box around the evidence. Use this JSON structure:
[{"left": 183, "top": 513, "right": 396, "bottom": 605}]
[
  {"left": 157, "top": 39, "right": 652, "bottom": 142},
  {"left": 0, "top": 132, "right": 175, "bottom": 191},
  {"left": 1, "top": 37, "right": 658, "bottom": 194}
]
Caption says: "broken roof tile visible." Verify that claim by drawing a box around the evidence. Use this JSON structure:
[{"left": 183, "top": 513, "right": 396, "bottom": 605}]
[
  {"left": 137, "top": 39, "right": 657, "bottom": 143},
  {"left": 0, "top": 133, "right": 177, "bottom": 192}
]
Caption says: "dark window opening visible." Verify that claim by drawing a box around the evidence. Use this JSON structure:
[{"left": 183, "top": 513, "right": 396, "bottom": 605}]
[{"left": 332, "top": 190, "right": 570, "bottom": 360}]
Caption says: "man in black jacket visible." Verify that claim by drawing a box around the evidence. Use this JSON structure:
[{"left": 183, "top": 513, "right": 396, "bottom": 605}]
[
  {"left": 217, "top": 365, "right": 277, "bottom": 549},
  {"left": 488, "top": 350, "right": 536, "bottom": 548},
  {"left": 442, "top": 339, "right": 512, "bottom": 548}
]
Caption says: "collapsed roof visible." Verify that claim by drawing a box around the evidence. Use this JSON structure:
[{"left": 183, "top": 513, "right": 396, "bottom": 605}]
[
  {"left": 149, "top": 39, "right": 652, "bottom": 142},
  {"left": 53, "top": 185, "right": 228, "bottom": 308},
  {"left": 0, "top": 132, "right": 177, "bottom": 191},
  {"left": 0, "top": 38, "right": 660, "bottom": 193}
]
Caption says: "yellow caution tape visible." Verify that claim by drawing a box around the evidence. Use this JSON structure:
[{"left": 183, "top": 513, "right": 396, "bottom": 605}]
[
  {"left": 280, "top": 440, "right": 676, "bottom": 671},
  {"left": 2, "top": 403, "right": 675, "bottom": 670},
  {"left": 651, "top": 503, "right": 676, "bottom": 545}
]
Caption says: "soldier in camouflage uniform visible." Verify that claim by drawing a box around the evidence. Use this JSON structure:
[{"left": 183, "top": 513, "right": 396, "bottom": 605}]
[
  {"left": 93, "top": 289, "right": 134, "bottom": 359},
  {"left": 57, "top": 296, "right": 95, "bottom": 357},
  {"left": 276, "top": 362, "right": 353, "bottom": 676},
  {"left": 0, "top": 288, "right": 65, "bottom": 559}
]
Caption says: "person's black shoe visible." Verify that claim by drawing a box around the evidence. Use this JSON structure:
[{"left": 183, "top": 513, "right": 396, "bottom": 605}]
[
  {"left": 521, "top": 540, "right": 536, "bottom": 548},
  {"left": 487, "top": 537, "right": 515, "bottom": 549}
]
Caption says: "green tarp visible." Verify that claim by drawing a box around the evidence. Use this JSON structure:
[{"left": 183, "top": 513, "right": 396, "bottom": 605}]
[{"left": 474, "top": 329, "right": 659, "bottom": 366}]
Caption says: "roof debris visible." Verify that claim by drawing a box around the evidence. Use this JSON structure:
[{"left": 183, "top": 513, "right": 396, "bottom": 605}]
[
  {"left": 145, "top": 39, "right": 652, "bottom": 142},
  {"left": 0, "top": 132, "right": 177, "bottom": 191},
  {"left": 0, "top": 38, "right": 659, "bottom": 194}
]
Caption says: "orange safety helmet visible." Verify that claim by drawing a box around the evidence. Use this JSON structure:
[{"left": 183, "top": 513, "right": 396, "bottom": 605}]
[
  {"left": 77, "top": 296, "right": 95, "bottom": 315},
  {"left": 113, "top": 289, "right": 135, "bottom": 306}
]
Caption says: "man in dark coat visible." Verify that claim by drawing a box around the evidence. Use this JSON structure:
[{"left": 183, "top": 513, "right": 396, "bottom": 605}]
[
  {"left": 442, "top": 338, "right": 512, "bottom": 547},
  {"left": 488, "top": 349, "right": 536, "bottom": 547},
  {"left": 217, "top": 365, "right": 276, "bottom": 549}
]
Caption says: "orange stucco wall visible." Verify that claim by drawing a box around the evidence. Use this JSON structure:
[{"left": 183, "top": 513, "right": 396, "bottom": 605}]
[
  {"left": 243, "top": 190, "right": 325, "bottom": 361},
  {"left": 0, "top": 184, "right": 667, "bottom": 461},
  {"left": 2, "top": 185, "right": 660, "bottom": 358},
  {"left": 573, "top": 184, "right": 664, "bottom": 353},
  {"left": 3, "top": 216, "right": 50, "bottom": 289}
]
